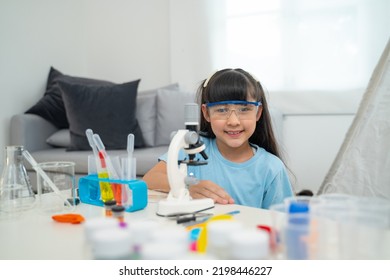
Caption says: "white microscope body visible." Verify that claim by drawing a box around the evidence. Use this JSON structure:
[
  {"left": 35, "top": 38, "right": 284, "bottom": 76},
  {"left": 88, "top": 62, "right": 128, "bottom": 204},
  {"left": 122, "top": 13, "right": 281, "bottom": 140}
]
[{"left": 156, "top": 104, "right": 215, "bottom": 216}]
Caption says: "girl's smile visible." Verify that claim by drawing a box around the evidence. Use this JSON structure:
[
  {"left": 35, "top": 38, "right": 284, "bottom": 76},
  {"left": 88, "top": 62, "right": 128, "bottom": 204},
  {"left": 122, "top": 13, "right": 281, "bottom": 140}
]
[{"left": 225, "top": 130, "right": 244, "bottom": 137}]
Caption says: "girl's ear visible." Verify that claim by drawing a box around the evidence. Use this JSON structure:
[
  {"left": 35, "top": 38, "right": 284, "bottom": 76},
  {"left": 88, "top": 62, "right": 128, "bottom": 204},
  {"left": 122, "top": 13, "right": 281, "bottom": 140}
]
[
  {"left": 256, "top": 106, "right": 263, "bottom": 121},
  {"left": 201, "top": 104, "right": 211, "bottom": 122}
]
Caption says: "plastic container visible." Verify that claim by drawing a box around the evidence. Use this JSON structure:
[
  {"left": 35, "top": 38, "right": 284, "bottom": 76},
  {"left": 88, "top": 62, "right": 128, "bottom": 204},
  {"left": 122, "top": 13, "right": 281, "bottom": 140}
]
[
  {"left": 284, "top": 195, "right": 322, "bottom": 215},
  {"left": 284, "top": 201, "right": 310, "bottom": 260},
  {"left": 338, "top": 197, "right": 390, "bottom": 259},
  {"left": 141, "top": 225, "right": 190, "bottom": 259},
  {"left": 90, "top": 227, "right": 133, "bottom": 259},
  {"left": 228, "top": 228, "right": 270, "bottom": 259},
  {"left": 84, "top": 217, "right": 118, "bottom": 242},
  {"left": 141, "top": 241, "right": 189, "bottom": 260},
  {"left": 206, "top": 220, "right": 243, "bottom": 259},
  {"left": 150, "top": 225, "right": 189, "bottom": 246},
  {"left": 78, "top": 174, "right": 147, "bottom": 212},
  {"left": 126, "top": 220, "right": 160, "bottom": 258}
]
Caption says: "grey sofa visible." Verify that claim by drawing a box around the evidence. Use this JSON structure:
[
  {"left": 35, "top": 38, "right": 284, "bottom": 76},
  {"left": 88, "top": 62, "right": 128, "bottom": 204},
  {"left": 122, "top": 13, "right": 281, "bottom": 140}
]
[
  {"left": 10, "top": 88, "right": 284, "bottom": 192},
  {"left": 10, "top": 86, "right": 199, "bottom": 191}
]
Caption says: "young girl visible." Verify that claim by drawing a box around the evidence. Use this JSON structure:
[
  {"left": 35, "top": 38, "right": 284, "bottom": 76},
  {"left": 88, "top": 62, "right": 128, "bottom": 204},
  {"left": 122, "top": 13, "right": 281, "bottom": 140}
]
[{"left": 143, "top": 68, "right": 293, "bottom": 209}]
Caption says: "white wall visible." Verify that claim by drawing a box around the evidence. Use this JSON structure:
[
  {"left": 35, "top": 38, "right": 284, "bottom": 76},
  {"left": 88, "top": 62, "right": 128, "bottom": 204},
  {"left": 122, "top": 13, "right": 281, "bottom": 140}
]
[
  {"left": 283, "top": 114, "right": 355, "bottom": 194},
  {"left": 0, "top": 0, "right": 171, "bottom": 157},
  {"left": 0, "top": 0, "right": 363, "bottom": 194},
  {"left": 169, "top": 0, "right": 226, "bottom": 91}
]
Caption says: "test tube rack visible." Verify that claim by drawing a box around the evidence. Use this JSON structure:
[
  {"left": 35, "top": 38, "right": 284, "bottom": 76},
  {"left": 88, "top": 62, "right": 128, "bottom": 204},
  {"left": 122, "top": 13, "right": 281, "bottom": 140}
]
[{"left": 78, "top": 174, "right": 148, "bottom": 212}]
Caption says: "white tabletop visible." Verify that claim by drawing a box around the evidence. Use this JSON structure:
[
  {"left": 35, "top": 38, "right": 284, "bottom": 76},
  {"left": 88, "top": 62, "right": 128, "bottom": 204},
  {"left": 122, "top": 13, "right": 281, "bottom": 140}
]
[{"left": 0, "top": 190, "right": 273, "bottom": 260}]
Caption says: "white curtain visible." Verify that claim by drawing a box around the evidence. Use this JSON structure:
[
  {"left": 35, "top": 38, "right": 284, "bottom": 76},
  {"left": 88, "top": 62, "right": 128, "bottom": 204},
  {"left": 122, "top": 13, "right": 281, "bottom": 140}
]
[
  {"left": 318, "top": 39, "right": 390, "bottom": 199},
  {"left": 169, "top": 0, "right": 389, "bottom": 112},
  {"left": 222, "top": 0, "right": 390, "bottom": 93}
]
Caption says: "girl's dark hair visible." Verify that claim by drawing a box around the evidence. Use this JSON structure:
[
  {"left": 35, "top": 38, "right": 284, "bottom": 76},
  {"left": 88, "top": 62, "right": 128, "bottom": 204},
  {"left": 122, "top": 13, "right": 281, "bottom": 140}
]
[{"left": 197, "top": 68, "right": 281, "bottom": 159}]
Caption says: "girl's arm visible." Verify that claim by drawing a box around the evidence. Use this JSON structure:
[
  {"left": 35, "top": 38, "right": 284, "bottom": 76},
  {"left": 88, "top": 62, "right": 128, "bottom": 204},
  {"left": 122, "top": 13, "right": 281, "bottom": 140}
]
[
  {"left": 143, "top": 161, "right": 235, "bottom": 204},
  {"left": 189, "top": 180, "right": 235, "bottom": 205},
  {"left": 142, "top": 161, "right": 170, "bottom": 193}
]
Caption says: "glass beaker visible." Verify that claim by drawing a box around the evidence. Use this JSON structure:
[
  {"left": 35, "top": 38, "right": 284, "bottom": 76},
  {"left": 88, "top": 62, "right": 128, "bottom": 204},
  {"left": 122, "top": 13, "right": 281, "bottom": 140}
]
[
  {"left": 36, "top": 161, "right": 76, "bottom": 213},
  {"left": 0, "top": 146, "right": 36, "bottom": 214}
]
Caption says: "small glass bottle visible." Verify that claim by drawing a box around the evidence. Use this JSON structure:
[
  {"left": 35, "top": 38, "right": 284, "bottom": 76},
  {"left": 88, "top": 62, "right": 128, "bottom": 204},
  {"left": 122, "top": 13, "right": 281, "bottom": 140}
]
[
  {"left": 103, "top": 199, "right": 116, "bottom": 217},
  {"left": 0, "top": 146, "right": 35, "bottom": 213},
  {"left": 111, "top": 205, "right": 125, "bottom": 224}
]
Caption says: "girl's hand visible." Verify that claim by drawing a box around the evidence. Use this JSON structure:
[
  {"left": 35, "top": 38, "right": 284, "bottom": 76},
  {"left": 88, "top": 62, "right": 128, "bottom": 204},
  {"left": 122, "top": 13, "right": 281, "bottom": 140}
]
[{"left": 189, "top": 180, "right": 235, "bottom": 205}]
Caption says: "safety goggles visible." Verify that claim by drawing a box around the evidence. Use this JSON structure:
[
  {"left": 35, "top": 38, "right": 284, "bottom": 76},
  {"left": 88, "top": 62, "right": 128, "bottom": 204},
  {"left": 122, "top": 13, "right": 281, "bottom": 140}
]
[{"left": 205, "top": 100, "right": 261, "bottom": 120}]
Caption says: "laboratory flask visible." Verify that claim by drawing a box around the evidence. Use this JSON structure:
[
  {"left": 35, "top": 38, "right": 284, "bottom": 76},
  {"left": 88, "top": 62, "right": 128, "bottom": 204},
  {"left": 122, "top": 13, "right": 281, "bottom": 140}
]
[{"left": 0, "top": 146, "right": 35, "bottom": 213}]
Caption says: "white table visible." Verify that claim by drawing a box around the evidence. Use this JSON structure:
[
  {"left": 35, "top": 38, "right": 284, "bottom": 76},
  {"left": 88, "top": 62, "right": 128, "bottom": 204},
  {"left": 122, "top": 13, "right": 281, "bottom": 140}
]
[{"left": 0, "top": 190, "right": 273, "bottom": 260}]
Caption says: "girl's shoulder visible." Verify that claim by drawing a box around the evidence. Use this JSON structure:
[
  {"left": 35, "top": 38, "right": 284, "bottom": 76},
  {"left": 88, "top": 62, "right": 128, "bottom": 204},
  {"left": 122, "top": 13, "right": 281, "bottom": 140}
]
[{"left": 253, "top": 145, "right": 286, "bottom": 169}]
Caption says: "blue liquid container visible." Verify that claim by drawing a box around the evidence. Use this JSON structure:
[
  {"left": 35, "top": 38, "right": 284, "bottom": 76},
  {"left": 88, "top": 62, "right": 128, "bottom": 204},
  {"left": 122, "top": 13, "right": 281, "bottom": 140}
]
[
  {"left": 285, "top": 201, "right": 310, "bottom": 259},
  {"left": 78, "top": 174, "right": 147, "bottom": 212}
]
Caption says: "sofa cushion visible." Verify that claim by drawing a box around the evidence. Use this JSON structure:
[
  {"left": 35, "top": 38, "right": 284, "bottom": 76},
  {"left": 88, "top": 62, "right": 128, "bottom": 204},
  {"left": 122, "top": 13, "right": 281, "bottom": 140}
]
[
  {"left": 59, "top": 79, "right": 145, "bottom": 151},
  {"left": 25, "top": 67, "right": 113, "bottom": 129},
  {"left": 136, "top": 83, "right": 179, "bottom": 147},
  {"left": 45, "top": 83, "right": 180, "bottom": 149},
  {"left": 155, "top": 89, "right": 196, "bottom": 146},
  {"left": 46, "top": 129, "right": 71, "bottom": 147}
]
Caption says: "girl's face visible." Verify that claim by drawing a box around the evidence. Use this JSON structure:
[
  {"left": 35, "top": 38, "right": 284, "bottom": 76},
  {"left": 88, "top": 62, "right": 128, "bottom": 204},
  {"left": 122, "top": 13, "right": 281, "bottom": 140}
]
[{"left": 201, "top": 99, "right": 262, "bottom": 151}]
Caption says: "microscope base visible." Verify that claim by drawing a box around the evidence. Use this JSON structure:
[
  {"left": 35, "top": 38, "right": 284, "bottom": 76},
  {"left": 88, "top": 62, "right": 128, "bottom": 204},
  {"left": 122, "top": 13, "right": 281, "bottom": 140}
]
[{"left": 156, "top": 198, "right": 215, "bottom": 216}]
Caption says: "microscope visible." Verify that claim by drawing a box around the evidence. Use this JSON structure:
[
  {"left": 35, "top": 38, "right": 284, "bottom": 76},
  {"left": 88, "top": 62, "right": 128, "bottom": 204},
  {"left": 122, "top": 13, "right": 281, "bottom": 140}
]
[{"left": 156, "top": 103, "right": 215, "bottom": 216}]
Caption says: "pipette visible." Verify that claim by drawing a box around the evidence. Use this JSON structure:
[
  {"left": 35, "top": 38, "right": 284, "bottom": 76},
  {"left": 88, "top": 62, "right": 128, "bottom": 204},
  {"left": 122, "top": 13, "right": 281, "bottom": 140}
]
[
  {"left": 22, "top": 150, "right": 72, "bottom": 208},
  {"left": 86, "top": 129, "right": 114, "bottom": 202},
  {"left": 126, "top": 134, "right": 136, "bottom": 180},
  {"left": 123, "top": 134, "right": 136, "bottom": 207},
  {"left": 86, "top": 129, "right": 98, "bottom": 157},
  {"left": 92, "top": 134, "right": 124, "bottom": 205}
]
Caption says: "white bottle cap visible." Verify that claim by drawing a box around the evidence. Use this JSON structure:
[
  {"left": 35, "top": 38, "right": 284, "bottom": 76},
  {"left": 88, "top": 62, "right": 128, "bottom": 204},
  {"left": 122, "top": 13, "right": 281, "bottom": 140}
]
[
  {"left": 84, "top": 217, "right": 118, "bottom": 242},
  {"left": 141, "top": 241, "right": 188, "bottom": 260},
  {"left": 138, "top": 225, "right": 189, "bottom": 259},
  {"left": 207, "top": 220, "right": 243, "bottom": 247},
  {"left": 206, "top": 220, "right": 243, "bottom": 259},
  {"left": 150, "top": 225, "right": 189, "bottom": 246},
  {"left": 127, "top": 219, "right": 160, "bottom": 245},
  {"left": 91, "top": 227, "right": 133, "bottom": 259},
  {"left": 229, "top": 228, "right": 270, "bottom": 259}
]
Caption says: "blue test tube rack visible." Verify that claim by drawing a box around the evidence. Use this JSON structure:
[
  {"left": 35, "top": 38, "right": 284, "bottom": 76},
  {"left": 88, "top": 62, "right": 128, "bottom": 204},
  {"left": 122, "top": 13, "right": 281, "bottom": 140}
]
[{"left": 78, "top": 174, "right": 148, "bottom": 212}]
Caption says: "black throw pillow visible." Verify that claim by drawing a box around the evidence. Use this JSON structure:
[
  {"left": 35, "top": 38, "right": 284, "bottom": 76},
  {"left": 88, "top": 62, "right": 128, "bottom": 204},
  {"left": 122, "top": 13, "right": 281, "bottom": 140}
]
[
  {"left": 59, "top": 79, "right": 145, "bottom": 150},
  {"left": 25, "top": 67, "right": 113, "bottom": 128}
]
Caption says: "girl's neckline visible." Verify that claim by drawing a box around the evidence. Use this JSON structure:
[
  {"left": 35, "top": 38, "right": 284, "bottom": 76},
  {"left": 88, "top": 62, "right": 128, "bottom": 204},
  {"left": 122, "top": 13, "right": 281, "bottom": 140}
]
[
  {"left": 213, "top": 139, "right": 257, "bottom": 163},
  {"left": 251, "top": 145, "right": 257, "bottom": 155}
]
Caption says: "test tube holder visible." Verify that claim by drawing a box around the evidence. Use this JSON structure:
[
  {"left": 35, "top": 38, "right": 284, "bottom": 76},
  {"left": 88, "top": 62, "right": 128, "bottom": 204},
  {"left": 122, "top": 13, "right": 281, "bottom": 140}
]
[{"left": 78, "top": 174, "right": 147, "bottom": 212}]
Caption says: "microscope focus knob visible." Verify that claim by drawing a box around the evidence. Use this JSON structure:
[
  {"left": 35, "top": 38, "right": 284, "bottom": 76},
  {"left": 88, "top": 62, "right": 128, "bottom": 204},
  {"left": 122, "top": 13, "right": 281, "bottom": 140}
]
[{"left": 185, "top": 131, "right": 199, "bottom": 145}]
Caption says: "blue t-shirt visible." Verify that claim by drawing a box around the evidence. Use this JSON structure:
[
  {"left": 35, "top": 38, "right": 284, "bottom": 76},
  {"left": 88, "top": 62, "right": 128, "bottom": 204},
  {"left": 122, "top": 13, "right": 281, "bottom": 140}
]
[{"left": 159, "top": 137, "right": 293, "bottom": 209}]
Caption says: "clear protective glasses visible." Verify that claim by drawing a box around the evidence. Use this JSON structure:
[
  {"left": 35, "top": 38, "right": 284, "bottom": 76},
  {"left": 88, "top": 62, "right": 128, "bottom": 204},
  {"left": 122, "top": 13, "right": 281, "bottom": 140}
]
[{"left": 206, "top": 100, "right": 261, "bottom": 120}]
